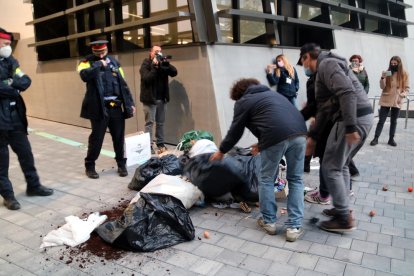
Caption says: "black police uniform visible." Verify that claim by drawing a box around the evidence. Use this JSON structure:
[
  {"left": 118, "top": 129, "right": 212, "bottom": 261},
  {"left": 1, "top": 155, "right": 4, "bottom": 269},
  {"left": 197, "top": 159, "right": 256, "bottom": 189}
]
[
  {"left": 0, "top": 56, "right": 45, "bottom": 200},
  {"left": 78, "top": 50, "right": 134, "bottom": 177}
]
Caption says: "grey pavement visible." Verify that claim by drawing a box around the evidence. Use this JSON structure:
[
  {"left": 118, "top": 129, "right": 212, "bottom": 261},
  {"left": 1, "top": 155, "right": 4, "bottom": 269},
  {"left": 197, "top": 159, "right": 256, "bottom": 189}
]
[{"left": 1, "top": 117, "right": 414, "bottom": 276}]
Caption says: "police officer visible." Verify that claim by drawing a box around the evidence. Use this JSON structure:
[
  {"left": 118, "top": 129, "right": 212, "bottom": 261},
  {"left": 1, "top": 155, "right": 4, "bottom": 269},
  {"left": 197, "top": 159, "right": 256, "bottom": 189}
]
[
  {"left": 0, "top": 28, "right": 53, "bottom": 210},
  {"left": 78, "top": 40, "right": 136, "bottom": 179}
]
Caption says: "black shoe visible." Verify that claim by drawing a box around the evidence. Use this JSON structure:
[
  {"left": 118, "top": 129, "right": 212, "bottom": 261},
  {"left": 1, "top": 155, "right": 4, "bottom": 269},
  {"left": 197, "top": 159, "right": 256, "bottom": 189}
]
[
  {"left": 85, "top": 169, "right": 99, "bottom": 179},
  {"left": 117, "top": 166, "right": 128, "bottom": 177},
  {"left": 388, "top": 139, "right": 397, "bottom": 147},
  {"left": 370, "top": 137, "right": 378, "bottom": 146},
  {"left": 26, "top": 185, "right": 54, "bottom": 196},
  {"left": 3, "top": 197, "right": 21, "bottom": 210}
]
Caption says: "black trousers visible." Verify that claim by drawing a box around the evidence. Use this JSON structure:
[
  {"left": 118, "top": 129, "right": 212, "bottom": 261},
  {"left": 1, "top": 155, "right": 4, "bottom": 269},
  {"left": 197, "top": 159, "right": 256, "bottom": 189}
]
[
  {"left": 374, "top": 106, "right": 400, "bottom": 138},
  {"left": 85, "top": 106, "right": 126, "bottom": 167},
  {"left": 0, "top": 111, "right": 41, "bottom": 199}
]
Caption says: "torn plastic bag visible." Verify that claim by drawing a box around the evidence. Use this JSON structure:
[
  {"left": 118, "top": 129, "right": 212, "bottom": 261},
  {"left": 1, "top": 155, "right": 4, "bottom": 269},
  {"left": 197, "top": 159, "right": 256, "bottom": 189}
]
[
  {"left": 96, "top": 193, "right": 194, "bottom": 252},
  {"left": 230, "top": 154, "right": 261, "bottom": 202},
  {"left": 130, "top": 174, "right": 204, "bottom": 209},
  {"left": 182, "top": 153, "right": 246, "bottom": 198},
  {"left": 128, "top": 154, "right": 182, "bottom": 191}
]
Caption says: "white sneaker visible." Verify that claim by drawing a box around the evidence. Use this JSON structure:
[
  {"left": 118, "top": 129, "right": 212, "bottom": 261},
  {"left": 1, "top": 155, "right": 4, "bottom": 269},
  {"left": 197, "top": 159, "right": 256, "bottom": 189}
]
[
  {"left": 286, "top": 228, "right": 304, "bottom": 242},
  {"left": 257, "top": 218, "right": 277, "bottom": 235}
]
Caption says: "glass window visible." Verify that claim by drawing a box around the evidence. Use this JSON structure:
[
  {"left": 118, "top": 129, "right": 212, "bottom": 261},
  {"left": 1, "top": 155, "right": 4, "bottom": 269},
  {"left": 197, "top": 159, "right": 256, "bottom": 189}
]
[
  {"left": 177, "top": 20, "right": 193, "bottom": 45},
  {"left": 240, "top": 20, "right": 265, "bottom": 43},
  {"left": 121, "top": 0, "right": 143, "bottom": 22},
  {"left": 364, "top": 17, "right": 378, "bottom": 32},
  {"left": 298, "top": 3, "right": 322, "bottom": 21},
  {"left": 123, "top": 29, "right": 145, "bottom": 48},
  {"left": 240, "top": 0, "right": 263, "bottom": 11},
  {"left": 331, "top": 10, "right": 350, "bottom": 26},
  {"left": 216, "top": 0, "right": 232, "bottom": 10},
  {"left": 219, "top": 17, "right": 233, "bottom": 43}
]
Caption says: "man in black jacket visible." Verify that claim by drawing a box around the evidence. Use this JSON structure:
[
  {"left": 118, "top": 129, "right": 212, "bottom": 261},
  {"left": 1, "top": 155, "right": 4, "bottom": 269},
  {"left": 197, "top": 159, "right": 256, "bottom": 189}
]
[
  {"left": 140, "top": 46, "right": 177, "bottom": 153},
  {"left": 78, "top": 40, "right": 135, "bottom": 179},
  {"left": 210, "top": 78, "right": 307, "bottom": 242},
  {"left": 0, "top": 28, "right": 53, "bottom": 210}
]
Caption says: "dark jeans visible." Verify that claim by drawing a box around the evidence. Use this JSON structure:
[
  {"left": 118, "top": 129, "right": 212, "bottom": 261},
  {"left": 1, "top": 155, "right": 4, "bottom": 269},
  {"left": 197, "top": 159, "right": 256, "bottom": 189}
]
[
  {"left": 374, "top": 106, "right": 400, "bottom": 138},
  {"left": 0, "top": 114, "right": 41, "bottom": 199},
  {"left": 85, "top": 106, "right": 126, "bottom": 167}
]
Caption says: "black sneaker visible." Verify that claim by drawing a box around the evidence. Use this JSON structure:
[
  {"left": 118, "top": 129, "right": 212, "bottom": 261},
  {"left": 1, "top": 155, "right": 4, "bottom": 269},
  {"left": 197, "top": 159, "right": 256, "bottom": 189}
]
[
  {"left": 3, "top": 197, "right": 21, "bottom": 210},
  {"left": 117, "top": 166, "right": 128, "bottom": 177},
  {"left": 26, "top": 185, "right": 54, "bottom": 196}
]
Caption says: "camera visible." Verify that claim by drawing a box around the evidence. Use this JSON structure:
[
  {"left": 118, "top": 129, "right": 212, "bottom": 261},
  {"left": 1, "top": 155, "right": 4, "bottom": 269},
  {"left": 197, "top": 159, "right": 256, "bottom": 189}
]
[{"left": 155, "top": 53, "right": 172, "bottom": 66}]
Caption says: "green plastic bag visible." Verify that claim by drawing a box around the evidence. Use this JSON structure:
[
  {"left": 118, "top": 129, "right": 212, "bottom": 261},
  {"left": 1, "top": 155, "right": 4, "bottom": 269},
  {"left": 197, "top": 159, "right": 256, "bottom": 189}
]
[{"left": 177, "top": 130, "right": 214, "bottom": 151}]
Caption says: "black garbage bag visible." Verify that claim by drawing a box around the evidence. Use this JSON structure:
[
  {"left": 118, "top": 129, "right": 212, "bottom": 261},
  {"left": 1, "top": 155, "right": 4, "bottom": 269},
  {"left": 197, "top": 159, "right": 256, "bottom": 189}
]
[
  {"left": 96, "top": 193, "right": 195, "bottom": 252},
  {"left": 128, "top": 154, "right": 182, "bottom": 191},
  {"left": 182, "top": 153, "right": 246, "bottom": 198},
  {"left": 231, "top": 154, "right": 261, "bottom": 202}
]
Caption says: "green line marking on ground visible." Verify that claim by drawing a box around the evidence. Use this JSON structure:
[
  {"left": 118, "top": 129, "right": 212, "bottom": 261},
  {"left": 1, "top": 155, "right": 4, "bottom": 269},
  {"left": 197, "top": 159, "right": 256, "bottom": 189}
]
[{"left": 29, "top": 129, "right": 116, "bottom": 158}]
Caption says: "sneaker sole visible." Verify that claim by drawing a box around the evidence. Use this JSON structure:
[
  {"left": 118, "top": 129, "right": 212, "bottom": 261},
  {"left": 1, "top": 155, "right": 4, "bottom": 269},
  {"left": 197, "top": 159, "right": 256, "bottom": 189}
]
[
  {"left": 304, "top": 197, "right": 331, "bottom": 205},
  {"left": 286, "top": 230, "right": 304, "bottom": 242},
  {"left": 319, "top": 225, "right": 356, "bottom": 233}
]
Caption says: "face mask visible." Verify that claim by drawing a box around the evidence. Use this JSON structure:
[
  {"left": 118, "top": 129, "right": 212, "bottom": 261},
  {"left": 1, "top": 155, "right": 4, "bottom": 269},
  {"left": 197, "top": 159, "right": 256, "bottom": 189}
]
[
  {"left": 0, "top": 45, "right": 12, "bottom": 58},
  {"left": 304, "top": 67, "right": 313, "bottom": 77},
  {"left": 390, "top": 65, "right": 398, "bottom": 73},
  {"left": 277, "top": 61, "right": 284, "bottom": 68},
  {"left": 351, "top": 61, "right": 359, "bottom": 68}
]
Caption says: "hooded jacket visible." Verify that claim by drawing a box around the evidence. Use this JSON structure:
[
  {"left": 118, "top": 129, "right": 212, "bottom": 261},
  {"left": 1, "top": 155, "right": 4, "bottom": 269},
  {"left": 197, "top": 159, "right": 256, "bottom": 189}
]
[
  {"left": 0, "top": 56, "right": 31, "bottom": 132},
  {"left": 309, "top": 52, "right": 372, "bottom": 140},
  {"left": 219, "top": 84, "right": 307, "bottom": 153}
]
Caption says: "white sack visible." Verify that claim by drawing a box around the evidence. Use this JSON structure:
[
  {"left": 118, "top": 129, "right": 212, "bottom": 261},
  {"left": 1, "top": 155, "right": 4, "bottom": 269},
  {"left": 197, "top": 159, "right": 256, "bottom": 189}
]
[
  {"left": 130, "top": 174, "right": 204, "bottom": 209},
  {"left": 40, "top": 212, "right": 107, "bottom": 248},
  {"left": 188, "top": 139, "right": 218, "bottom": 158}
]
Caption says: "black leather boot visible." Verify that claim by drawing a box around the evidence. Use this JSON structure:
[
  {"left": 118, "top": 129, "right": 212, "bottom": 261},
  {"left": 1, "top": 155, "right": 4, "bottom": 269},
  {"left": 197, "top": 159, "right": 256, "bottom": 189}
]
[
  {"left": 388, "top": 137, "right": 397, "bottom": 147},
  {"left": 85, "top": 163, "right": 99, "bottom": 179},
  {"left": 117, "top": 165, "right": 128, "bottom": 177},
  {"left": 26, "top": 185, "right": 54, "bottom": 196},
  {"left": 3, "top": 196, "right": 21, "bottom": 210},
  {"left": 370, "top": 136, "right": 379, "bottom": 146}
]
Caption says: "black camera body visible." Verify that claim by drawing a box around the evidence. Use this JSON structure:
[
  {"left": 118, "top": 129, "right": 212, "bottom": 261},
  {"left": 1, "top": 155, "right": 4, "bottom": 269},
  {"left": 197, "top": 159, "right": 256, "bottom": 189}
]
[{"left": 155, "top": 54, "right": 172, "bottom": 66}]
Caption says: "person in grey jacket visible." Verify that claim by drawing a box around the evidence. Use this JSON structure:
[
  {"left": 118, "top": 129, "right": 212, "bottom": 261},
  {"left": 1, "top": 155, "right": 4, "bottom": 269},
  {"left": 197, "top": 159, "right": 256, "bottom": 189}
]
[{"left": 297, "top": 43, "right": 374, "bottom": 233}]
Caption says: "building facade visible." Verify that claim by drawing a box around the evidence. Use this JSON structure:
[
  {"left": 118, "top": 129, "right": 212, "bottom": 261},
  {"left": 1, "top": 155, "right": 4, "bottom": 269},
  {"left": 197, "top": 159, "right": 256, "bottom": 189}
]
[{"left": 2, "top": 0, "right": 414, "bottom": 146}]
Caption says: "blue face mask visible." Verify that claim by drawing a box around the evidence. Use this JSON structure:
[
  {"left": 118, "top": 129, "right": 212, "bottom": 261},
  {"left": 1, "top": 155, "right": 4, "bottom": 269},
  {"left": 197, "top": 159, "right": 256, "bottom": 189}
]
[{"left": 304, "top": 67, "right": 313, "bottom": 77}]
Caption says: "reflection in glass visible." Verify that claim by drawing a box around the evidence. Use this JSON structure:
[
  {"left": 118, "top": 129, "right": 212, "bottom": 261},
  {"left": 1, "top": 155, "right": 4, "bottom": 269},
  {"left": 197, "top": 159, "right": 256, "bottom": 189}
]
[
  {"left": 298, "top": 3, "right": 322, "bottom": 21},
  {"left": 240, "top": 20, "right": 265, "bottom": 43},
  {"left": 219, "top": 17, "right": 233, "bottom": 43},
  {"left": 240, "top": 0, "right": 263, "bottom": 11},
  {"left": 365, "top": 18, "right": 378, "bottom": 32},
  {"left": 331, "top": 10, "right": 350, "bottom": 26}
]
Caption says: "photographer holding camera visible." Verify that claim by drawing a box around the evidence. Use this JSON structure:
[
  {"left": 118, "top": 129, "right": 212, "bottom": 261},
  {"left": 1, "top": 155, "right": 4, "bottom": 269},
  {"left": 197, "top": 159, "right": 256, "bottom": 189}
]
[{"left": 140, "top": 46, "right": 177, "bottom": 153}]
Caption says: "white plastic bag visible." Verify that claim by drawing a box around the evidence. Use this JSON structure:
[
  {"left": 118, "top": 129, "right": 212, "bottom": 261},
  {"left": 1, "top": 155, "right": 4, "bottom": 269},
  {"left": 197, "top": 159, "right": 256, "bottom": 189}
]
[
  {"left": 188, "top": 139, "right": 218, "bottom": 158},
  {"left": 125, "top": 132, "right": 151, "bottom": 167},
  {"left": 40, "top": 212, "right": 107, "bottom": 248},
  {"left": 130, "top": 174, "right": 204, "bottom": 209}
]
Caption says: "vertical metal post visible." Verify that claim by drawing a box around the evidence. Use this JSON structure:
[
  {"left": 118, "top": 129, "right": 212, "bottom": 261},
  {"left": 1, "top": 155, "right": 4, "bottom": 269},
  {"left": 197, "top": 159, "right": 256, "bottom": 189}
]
[{"left": 405, "top": 97, "right": 410, "bottom": 129}]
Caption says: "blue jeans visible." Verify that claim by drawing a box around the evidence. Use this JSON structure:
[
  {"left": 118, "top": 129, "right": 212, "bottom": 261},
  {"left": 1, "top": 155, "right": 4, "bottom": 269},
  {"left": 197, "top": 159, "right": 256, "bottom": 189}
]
[{"left": 259, "top": 136, "right": 306, "bottom": 228}]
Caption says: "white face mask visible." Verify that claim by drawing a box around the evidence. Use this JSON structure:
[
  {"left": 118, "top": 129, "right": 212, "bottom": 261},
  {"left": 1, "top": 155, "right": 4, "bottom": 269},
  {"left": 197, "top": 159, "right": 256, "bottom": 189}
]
[
  {"left": 0, "top": 45, "right": 12, "bottom": 58},
  {"left": 277, "top": 61, "right": 284, "bottom": 68}
]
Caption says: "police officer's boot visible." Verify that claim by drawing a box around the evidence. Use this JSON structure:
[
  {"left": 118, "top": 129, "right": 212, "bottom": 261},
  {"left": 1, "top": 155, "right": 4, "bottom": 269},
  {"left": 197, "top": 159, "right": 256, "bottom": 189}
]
[
  {"left": 117, "top": 160, "right": 128, "bottom": 177},
  {"left": 85, "top": 163, "right": 99, "bottom": 179}
]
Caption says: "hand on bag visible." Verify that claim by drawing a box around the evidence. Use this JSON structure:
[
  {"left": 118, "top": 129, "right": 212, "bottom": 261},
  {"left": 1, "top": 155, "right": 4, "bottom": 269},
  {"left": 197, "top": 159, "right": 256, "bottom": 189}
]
[
  {"left": 131, "top": 106, "right": 136, "bottom": 114},
  {"left": 345, "top": 131, "right": 360, "bottom": 145},
  {"left": 250, "top": 144, "right": 260, "bottom": 156},
  {"left": 209, "top": 151, "right": 224, "bottom": 161}
]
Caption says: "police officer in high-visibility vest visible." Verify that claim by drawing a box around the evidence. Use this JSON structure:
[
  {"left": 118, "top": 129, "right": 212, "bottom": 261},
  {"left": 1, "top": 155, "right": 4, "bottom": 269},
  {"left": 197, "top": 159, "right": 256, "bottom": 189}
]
[
  {"left": 77, "top": 40, "right": 135, "bottom": 179},
  {"left": 0, "top": 27, "right": 53, "bottom": 210}
]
